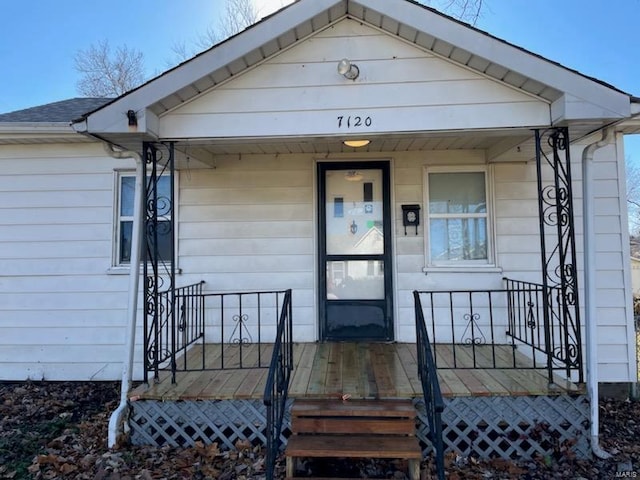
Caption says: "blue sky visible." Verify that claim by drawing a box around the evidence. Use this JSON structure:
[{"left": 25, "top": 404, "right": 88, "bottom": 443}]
[{"left": 0, "top": 0, "right": 638, "bottom": 160}]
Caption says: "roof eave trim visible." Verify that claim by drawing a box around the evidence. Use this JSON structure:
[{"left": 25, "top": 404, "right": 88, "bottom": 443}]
[
  {"left": 359, "top": 0, "right": 631, "bottom": 118},
  {"left": 0, "top": 122, "right": 76, "bottom": 134}
]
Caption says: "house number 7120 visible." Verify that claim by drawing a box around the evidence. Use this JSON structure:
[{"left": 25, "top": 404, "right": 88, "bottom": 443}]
[{"left": 337, "top": 115, "right": 372, "bottom": 128}]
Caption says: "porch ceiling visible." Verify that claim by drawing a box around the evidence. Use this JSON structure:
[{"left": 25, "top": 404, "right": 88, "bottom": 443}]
[
  {"left": 96, "top": 123, "right": 607, "bottom": 167},
  {"left": 174, "top": 129, "right": 530, "bottom": 159},
  {"left": 166, "top": 123, "right": 607, "bottom": 164}
]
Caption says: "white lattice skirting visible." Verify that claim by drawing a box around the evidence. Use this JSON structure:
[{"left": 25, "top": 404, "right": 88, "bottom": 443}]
[
  {"left": 129, "top": 395, "right": 590, "bottom": 459},
  {"left": 129, "top": 399, "right": 292, "bottom": 450},
  {"left": 415, "top": 395, "right": 590, "bottom": 459}
]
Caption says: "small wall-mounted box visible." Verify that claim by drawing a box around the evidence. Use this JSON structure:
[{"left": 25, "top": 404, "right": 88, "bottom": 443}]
[{"left": 401, "top": 204, "right": 421, "bottom": 235}]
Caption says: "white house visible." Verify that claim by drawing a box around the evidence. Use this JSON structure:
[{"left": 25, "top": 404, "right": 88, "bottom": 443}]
[{"left": 1, "top": 0, "right": 639, "bottom": 464}]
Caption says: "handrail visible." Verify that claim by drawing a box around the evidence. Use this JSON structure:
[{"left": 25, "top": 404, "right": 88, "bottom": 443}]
[
  {"left": 504, "top": 277, "right": 584, "bottom": 383},
  {"left": 413, "top": 279, "right": 584, "bottom": 384},
  {"left": 263, "top": 289, "right": 293, "bottom": 480},
  {"left": 414, "top": 291, "right": 445, "bottom": 480},
  {"left": 144, "top": 287, "right": 294, "bottom": 383},
  {"left": 144, "top": 280, "right": 205, "bottom": 384}
]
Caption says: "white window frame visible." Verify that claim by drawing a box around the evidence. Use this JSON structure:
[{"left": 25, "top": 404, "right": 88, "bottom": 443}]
[
  {"left": 111, "top": 170, "right": 178, "bottom": 271},
  {"left": 423, "top": 165, "right": 495, "bottom": 269}
]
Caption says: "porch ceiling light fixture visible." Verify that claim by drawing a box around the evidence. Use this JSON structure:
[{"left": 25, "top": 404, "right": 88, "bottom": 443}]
[
  {"left": 337, "top": 58, "right": 360, "bottom": 80},
  {"left": 343, "top": 139, "right": 370, "bottom": 148},
  {"left": 345, "top": 170, "right": 363, "bottom": 182}
]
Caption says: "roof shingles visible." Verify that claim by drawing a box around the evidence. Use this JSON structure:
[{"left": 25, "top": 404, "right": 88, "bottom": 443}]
[{"left": 0, "top": 97, "right": 112, "bottom": 123}]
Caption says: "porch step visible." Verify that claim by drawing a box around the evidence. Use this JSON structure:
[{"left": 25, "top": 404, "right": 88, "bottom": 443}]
[{"left": 285, "top": 399, "right": 422, "bottom": 480}]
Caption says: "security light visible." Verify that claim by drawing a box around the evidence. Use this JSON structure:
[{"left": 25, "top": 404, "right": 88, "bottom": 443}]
[{"left": 337, "top": 58, "right": 360, "bottom": 80}]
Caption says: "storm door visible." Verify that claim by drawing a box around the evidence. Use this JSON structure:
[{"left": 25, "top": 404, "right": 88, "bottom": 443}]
[{"left": 318, "top": 161, "right": 393, "bottom": 341}]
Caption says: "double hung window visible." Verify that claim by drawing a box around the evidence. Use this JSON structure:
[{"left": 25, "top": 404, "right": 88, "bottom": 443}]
[
  {"left": 425, "top": 167, "right": 491, "bottom": 266},
  {"left": 115, "top": 172, "right": 173, "bottom": 267}
]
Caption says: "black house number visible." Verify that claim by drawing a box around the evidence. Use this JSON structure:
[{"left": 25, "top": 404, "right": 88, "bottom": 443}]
[{"left": 337, "top": 115, "right": 372, "bottom": 129}]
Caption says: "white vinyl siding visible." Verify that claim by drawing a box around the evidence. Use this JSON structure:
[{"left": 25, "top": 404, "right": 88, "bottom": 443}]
[
  {"left": 0, "top": 143, "right": 136, "bottom": 381},
  {"left": 393, "top": 151, "right": 504, "bottom": 343},
  {"left": 177, "top": 154, "right": 317, "bottom": 342},
  {"left": 591, "top": 136, "right": 636, "bottom": 382},
  {"left": 0, "top": 142, "right": 635, "bottom": 382}
]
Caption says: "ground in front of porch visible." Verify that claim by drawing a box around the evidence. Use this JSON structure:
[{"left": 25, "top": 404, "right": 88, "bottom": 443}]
[{"left": 128, "top": 342, "right": 589, "bottom": 461}]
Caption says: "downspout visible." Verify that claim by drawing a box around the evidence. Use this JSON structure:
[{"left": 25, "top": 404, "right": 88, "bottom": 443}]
[
  {"left": 103, "top": 142, "right": 145, "bottom": 448},
  {"left": 581, "top": 127, "right": 613, "bottom": 459}
]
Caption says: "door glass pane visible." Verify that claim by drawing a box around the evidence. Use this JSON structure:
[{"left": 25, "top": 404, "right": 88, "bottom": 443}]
[
  {"left": 327, "top": 260, "right": 384, "bottom": 299},
  {"left": 428, "top": 172, "right": 486, "bottom": 214},
  {"left": 326, "top": 169, "right": 383, "bottom": 255},
  {"left": 430, "top": 218, "right": 487, "bottom": 261}
]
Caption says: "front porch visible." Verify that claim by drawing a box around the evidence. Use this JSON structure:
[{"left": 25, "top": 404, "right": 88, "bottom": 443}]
[
  {"left": 127, "top": 341, "right": 589, "bottom": 464},
  {"left": 128, "top": 268, "right": 589, "bottom": 476},
  {"left": 130, "top": 96, "right": 590, "bottom": 479},
  {"left": 131, "top": 342, "right": 582, "bottom": 402}
]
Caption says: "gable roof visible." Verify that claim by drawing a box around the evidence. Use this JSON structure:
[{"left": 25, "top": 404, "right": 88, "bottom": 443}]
[
  {"left": 0, "top": 98, "right": 112, "bottom": 124},
  {"left": 74, "top": 0, "right": 633, "bottom": 151}
]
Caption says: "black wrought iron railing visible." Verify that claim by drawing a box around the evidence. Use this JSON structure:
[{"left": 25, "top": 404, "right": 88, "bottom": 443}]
[
  {"left": 504, "top": 278, "right": 583, "bottom": 383},
  {"left": 143, "top": 286, "right": 292, "bottom": 383},
  {"left": 263, "top": 289, "right": 293, "bottom": 480},
  {"left": 144, "top": 281, "right": 205, "bottom": 384},
  {"left": 414, "top": 291, "right": 445, "bottom": 480},
  {"left": 413, "top": 277, "right": 584, "bottom": 384}
]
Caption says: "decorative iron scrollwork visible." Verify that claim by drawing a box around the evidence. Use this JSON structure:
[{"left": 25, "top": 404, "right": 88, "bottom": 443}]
[
  {"left": 142, "top": 141, "right": 177, "bottom": 384},
  {"left": 526, "top": 301, "right": 536, "bottom": 329},
  {"left": 461, "top": 312, "right": 486, "bottom": 345},
  {"left": 178, "top": 303, "right": 186, "bottom": 332},
  {"left": 230, "top": 313, "right": 253, "bottom": 345},
  {"left": 535, "top": 127, "right": 583, "bottom": 383},
  {"left": 552, "top": 344, "right": 579, "bottom": 366}
]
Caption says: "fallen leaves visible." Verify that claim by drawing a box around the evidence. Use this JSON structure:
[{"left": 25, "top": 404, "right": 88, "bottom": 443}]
[
  {"left": 28, "top": 454, "right": 78, "bottom": 476},
  {"left": 0, "top": 381, "right": 638, "bottom": 479}
]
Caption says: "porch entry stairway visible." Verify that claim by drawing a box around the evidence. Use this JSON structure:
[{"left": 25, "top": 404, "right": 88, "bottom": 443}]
[
  {"left": 285, "top": 399, "right": 422, "bottom": 480},
  {"left": 282, "top": 289, "right": 445, "bottom": 480}
]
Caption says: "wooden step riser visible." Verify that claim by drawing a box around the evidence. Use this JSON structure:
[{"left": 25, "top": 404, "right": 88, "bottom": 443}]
[
  {"left": 292, "top": 416, "right": 416, "bottom": 435},
  {"left": 291, "top": 399, "right": 416, "bottom": 418},
  {"left": 285, "top": 435, "right": 422, "bottom": 458},
  {"left": 286, "top": 400, "right": 422, "bottom": 480}
]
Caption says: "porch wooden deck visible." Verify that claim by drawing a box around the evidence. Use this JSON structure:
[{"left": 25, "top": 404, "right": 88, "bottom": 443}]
[{"left": 129, "top": 342, "right": 583, "bottom": 402}]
